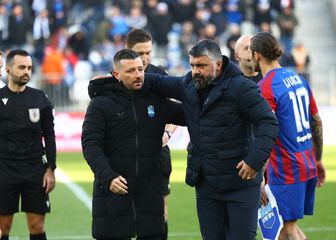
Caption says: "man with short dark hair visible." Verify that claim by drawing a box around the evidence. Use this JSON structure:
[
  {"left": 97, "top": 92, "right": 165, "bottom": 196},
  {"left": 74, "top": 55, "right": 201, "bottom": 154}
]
[
  {"left": 82, "top": 48, "right": 185, "bottom": 240},
  {"left": 125, "top": 28, "right": 177, "bottom": 240},
  {"left": 0, "top": 49, "right": 56, "bottom": 240}
]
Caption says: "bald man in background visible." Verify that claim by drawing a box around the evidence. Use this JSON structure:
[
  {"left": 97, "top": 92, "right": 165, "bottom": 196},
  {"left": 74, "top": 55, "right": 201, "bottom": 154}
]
[{"left": 234, "top": 35, "right": 263, "bottom": 83}]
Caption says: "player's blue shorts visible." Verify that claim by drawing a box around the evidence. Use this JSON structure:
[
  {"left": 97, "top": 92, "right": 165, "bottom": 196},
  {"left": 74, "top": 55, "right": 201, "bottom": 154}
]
[{"left": 269, "top": 177, "right": 317, "bottom": 221}]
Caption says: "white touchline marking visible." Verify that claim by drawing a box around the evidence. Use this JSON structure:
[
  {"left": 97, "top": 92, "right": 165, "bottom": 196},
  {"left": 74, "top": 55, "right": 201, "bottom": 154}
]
[{"left": 55, "top": 168, "right": 92, "bottom": 211}]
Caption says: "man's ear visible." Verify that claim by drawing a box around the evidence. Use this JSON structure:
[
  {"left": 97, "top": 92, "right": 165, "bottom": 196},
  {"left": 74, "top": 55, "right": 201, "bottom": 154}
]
[
  {"left": 234, "top": 53, "right": 239, "bottom": 62},
  {"left": 216, "top": 60, "right": 223, "bottom": 70},
  {"left": 112, "top": 70, "right": 120, "bottom": 81},
  {"left": 254, "top": 52, "right": 261, "bottom": 62}
]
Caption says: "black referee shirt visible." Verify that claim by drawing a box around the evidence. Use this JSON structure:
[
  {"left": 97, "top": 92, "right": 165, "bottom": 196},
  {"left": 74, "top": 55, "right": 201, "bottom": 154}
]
[{"left": 0, "top": 86, "right": 56, "bottom": 168}]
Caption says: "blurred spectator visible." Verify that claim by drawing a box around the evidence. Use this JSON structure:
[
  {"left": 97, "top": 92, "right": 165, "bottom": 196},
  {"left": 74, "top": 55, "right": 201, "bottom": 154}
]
[
  {"left": 88, "top": 38, "right": 114, "bottom": 72},
  {"left": 272, "top": 0, "right": 295, "bottom": 13},
  {"left": 209, "top": 2, "right": 227, "bottom": 38},
  {"left": 0, "top": 3, "right": 9, "bottom": 49},
  {"left": 125, "top": 3, "right": 147, "bottom": 29},
  {"left": 32, "top": 8, "right": 50, "bottom": 63},
  {"left": 7, "top": 3, "right": 31, "bottom": 50},
  {"left": 279, "top": 43, "right": 295, "bottom": 68},
  {"left": 179, "top": 21, "right": 197, "bottom": 67},
  {"left": 292, "top": 42, "right": 311, "bottom": 84},
  {"left": 202, "top": 23, "right": 218, "bottom": 42},
  {"left": 110, "top": 33, "right": 124, "bottom": 58},
  {"left": 226, "top": 24, "right": 241, "bottom": 64},
  {"left": 67, "top": 28, "right": 89, "bottom": 60},
  {"left": 48, "top": 0, "right": 68, "bottom": 33},
  {"left": 252, "top": 0, "right": 272, "bottom": 32},
  {"left": 225, "top": 0, "right": 245, "bottom": 27},
  {"left": 63, "top": 46, "right": 78, "bottom": 103},
  {"left": 276, "top": 5, "right": 298, "bottom": 53},
  {"left": 32, "top": 0, "right": 47, "bottom": 16},
  {"left": 41, "top": 32, "right": 66, "bottom": 106},
  {"left": 170, "top": 0, "right": 197, "bottom": 24},
  {"left": 193, "top": 7, "right": 211, "bottom": 38},
  {"left": 143, "top": 0, "right": 158, "bottom": 34},
  {"left": 106, "top": 5, "right": 129, "bottom": 39},
  {"left": 151, "top": 2, "right": 173, "bottom": 59}
]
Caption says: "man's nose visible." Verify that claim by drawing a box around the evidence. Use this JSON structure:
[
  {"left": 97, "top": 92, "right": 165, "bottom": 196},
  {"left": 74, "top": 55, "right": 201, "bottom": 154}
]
[
  {"left": 192, "top": 66, "right": 201, "bottom": 74},
  {"left": 135, "top": 69, "right": 143, "bottom": 77}
]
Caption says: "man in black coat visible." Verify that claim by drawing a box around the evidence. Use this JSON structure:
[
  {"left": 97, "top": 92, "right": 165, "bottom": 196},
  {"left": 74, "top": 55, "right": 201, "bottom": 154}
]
[
  {"left": 146, "top": 39, "right": 279, "bottom": 240},
  {"left": 125, "top": 28, "right": 177, "bottom": 240},
  {"left": 81, "top": 49, "right": 185, "bottom": 240}
]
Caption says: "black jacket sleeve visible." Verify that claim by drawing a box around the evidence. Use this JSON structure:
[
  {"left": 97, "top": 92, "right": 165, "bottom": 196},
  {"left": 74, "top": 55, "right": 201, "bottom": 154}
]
[
  {"left": 162, "top": 98, "right": 186, "bottom": 126},
  {"left": 145, "top": 73, "right": 185, "bottom": 101},
  {"left": 81, "top": 97, "right": 119, "bottom": 188},
  {"left": 238, "top": 79, "right": 278, "bottom": 171}
]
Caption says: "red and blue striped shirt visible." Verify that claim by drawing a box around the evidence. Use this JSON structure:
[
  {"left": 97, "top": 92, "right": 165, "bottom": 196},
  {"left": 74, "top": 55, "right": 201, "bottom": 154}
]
[{"left": 258, "top": 68, "right": 318, "bottom": 185}]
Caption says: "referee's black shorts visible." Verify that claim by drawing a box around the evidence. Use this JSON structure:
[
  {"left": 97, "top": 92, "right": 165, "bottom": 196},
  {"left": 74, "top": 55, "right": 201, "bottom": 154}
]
[
  {"left": 0, "top": 159, "right": 51, "bottom": 215},
  {"left": 160, "top": 146, "right": 172, "bottom": 196}
]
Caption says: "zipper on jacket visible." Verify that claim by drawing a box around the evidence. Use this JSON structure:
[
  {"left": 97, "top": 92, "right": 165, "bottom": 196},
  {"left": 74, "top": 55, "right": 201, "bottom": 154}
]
[
  {"left": 131, "top": 94, "right": 139, "bottom": 175},
  {"left": 132, "top": 199, "right": 137, "bottom": 237}
]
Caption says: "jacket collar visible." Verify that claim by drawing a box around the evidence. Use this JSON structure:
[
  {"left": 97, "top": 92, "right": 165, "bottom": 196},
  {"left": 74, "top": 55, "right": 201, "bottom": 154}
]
[{"left": 87, "top": 75, "right": 149, "bottom": 99}]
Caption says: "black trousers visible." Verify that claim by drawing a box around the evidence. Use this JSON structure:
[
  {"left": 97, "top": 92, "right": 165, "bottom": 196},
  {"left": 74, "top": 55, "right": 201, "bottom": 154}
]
[{"left": 196, "top": 180, "right": 260, "bottom": 240}]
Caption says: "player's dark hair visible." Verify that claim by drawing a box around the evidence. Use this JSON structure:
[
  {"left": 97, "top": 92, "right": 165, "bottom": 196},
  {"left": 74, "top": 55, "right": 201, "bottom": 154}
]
[
  {"left": 188, "top": 39, "right": 222, "bottom": 62},
  {"left": 6, "top": 49, "right": 30, "bottom": 66},
  {"left": 250, "top": 32, "right": 283, "bottom": 60},
  {"left": 125, "top": 28, "right": 152, "bottom": 49}
]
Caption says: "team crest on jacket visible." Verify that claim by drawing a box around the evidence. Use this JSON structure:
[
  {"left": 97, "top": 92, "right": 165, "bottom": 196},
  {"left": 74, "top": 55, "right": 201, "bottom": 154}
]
[
  {"left": 147, "top": 105, "right": 155, "bottom": 117},
  {"left": 29, "top": 108, "right": 40, "bottom": 123}
]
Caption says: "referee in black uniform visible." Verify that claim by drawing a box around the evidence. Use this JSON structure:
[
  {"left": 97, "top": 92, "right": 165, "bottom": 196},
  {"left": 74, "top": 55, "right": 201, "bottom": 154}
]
[
  {"left": 125, "top": 29, "right": 178, "bottom": 240},
  {"left": 0, "top": 49, "right": 56, "bottom": 240}
]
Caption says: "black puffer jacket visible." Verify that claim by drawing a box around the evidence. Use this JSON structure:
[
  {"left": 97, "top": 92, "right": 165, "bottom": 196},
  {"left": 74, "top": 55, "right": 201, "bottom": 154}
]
[
  {"left": 81, "top": 77, "right": 185, "bottom": 238},
  {"left": 146, "top": 56, "right": 278, "bottom": 190}
]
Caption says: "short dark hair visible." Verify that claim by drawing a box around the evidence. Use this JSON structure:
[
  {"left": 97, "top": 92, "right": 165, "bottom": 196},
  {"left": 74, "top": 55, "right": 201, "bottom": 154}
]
[
  {"left": 113, "top": 49, "right": 140, "bottom": 69},
  {"left": 188, "top": 39, "right": 222, "bottom": 62},
  {"left": 250, "top": 32, "right": 283, "bottom": 60},
  {"left": 6, "top": 49, "right": 30, "bottom": 66},
  {"left": 125, "top": 29, "right": 152, "bottom": 49}
]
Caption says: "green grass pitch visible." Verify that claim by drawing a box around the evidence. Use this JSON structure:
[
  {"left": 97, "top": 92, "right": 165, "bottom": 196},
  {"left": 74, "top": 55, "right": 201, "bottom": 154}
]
[{"left": 8, "top": 146, "right": 336, "bottom": 239}]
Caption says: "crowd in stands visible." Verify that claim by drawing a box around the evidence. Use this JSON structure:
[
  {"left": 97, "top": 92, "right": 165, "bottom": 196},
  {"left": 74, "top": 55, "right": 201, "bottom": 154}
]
[{"left": 0, "top": 0, "right": 310, "bottom": 109}]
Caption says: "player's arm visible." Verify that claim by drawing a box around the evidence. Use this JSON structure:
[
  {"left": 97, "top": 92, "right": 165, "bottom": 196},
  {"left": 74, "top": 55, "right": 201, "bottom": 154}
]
[
  {"left": 311, "top": 112, "right": 323, "bottom": 161},
  {"left": 311, "top": 112, "right": 326, "bottom": 187}
]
